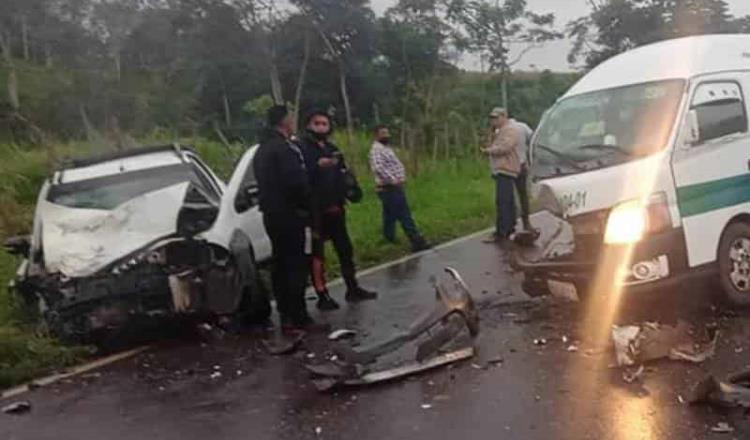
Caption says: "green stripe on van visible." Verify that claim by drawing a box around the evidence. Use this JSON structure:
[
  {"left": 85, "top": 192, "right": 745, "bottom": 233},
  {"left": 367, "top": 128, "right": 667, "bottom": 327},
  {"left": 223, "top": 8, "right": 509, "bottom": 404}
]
[{"left": 676, "top": 174, "right": 750, "bottom": 218}]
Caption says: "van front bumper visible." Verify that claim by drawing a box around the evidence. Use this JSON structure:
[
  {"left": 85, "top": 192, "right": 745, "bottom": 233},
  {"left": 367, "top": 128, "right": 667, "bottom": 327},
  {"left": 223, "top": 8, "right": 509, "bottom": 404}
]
[{"left": 515, "top": 227, "right": 716, "bottom": 297}]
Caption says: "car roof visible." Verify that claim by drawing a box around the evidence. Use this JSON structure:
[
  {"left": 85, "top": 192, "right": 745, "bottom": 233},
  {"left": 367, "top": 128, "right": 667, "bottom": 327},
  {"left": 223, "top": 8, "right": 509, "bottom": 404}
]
[
  {"left": 54, "top": 144, "right": 194, "bottom": 185},
  {"left": 564, "top": 34, "right": 750, "bottom": 98}
]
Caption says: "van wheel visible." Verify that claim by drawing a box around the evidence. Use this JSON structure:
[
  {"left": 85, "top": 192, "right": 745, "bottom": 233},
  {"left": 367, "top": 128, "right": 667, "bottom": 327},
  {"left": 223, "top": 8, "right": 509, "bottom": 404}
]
[{"left": 718, "top": 222, "right": 750, "bottom": 306}]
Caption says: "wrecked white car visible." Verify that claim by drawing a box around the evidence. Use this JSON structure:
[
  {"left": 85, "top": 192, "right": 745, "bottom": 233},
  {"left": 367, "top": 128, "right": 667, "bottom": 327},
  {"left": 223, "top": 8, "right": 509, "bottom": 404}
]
[{"left": 4, "top": 144, "right": 271, "bottom": 342}]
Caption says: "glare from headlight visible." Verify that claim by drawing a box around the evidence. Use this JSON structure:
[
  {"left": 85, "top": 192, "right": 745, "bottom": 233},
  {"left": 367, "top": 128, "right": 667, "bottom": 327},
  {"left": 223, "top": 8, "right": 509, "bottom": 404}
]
[{"left": 604, "top": 199, "right": 647, "bottom": 244}]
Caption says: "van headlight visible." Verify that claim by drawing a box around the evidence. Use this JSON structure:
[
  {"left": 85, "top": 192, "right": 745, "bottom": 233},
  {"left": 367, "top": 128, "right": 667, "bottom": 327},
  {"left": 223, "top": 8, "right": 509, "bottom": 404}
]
[{"left": 604, "top": 193, "right": 672, "bottom": 245}]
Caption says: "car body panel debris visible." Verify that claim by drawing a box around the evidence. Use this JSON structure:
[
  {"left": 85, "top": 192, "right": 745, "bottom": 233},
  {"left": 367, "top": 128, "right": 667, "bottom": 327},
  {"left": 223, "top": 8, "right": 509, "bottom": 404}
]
[
  {"left": 690, "top": 368, "right": 750, "bottom": 408},
  {"left": 611, "top": 321, "right": 715, "bottom": 367},
  {"left": 2, "top": 401, "right": 31, "bottom": 415},
  {"left": 306, "top": 268, "right": 478, "bottom": 391},
  {"left": 5, "top": 144, "right": 273, "bottom": 343}
]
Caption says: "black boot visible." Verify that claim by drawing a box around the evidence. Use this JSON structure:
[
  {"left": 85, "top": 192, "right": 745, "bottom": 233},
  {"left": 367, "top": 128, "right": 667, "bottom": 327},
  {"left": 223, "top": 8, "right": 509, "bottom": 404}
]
[
  {"left": 410, "top": 235, "right": 432, "bottom": 253},
  {"left": 345, "top": 286, "right": 378, "bottom": 302},
  {"left": 316, "top": 290, "right": 340, "bottom": 311}
]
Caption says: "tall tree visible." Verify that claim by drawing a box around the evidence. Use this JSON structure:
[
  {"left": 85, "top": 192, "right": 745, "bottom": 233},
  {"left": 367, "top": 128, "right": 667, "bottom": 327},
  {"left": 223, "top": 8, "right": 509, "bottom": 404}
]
[
  {"left": 569, "top": 0, "right": 749, "bottom": 68},
  {"left": 292, "top": 0, "right": 376, "bottom": 142},
  {"left": 449, "top": 0, "right": 561, "bottom": 109}
]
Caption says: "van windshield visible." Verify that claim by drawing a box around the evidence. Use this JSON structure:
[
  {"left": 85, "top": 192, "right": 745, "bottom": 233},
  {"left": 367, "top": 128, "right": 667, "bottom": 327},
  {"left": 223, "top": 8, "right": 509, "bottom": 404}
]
[{"left": 533, "top": 79, "right": 685, "bottom": 178}]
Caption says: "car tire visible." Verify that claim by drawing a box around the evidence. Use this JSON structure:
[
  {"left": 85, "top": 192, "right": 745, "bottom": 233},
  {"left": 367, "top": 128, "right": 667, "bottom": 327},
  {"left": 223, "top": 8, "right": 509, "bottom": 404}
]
[
  {"left": 718, "top": 221, "right": 750, "bottom": 307},
  {"left": 238, "top": 249, "right": 271, "bottom": 324}
]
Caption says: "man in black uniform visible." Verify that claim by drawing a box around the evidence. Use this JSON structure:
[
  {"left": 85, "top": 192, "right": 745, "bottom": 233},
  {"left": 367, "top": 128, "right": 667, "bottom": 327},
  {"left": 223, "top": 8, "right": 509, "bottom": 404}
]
[
  {"left": 253, "top": 105, "right": 315, "bottom": 330},
  {"left": 299, "top": 109, "right": 377, "bottom": 311}
]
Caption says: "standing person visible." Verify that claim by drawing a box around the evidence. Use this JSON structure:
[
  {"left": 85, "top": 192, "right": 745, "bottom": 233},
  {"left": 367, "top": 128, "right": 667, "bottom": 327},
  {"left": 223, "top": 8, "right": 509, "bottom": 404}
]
[
  {"left": 482, "top": 107, "right": 521, "bottom": 242},
  {"left": 299, "top": 109, "right": 377, "bottom": 311},
  {"left": 511, "top": 116, "right": 534, "bottom": 231},
  {"left": 369, "top": 125, "right": 430, "bottom": 252},
  {"left": 253, "top": 105, "right": 315, "bottom": 331}
]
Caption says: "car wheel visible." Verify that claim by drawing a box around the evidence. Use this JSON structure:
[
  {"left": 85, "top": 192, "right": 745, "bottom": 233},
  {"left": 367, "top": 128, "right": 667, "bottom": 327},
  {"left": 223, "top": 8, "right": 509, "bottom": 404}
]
[
  {"left": 718, "top": 221, "right": 750, "bottom": 306},
  {"left": 238, "top": 250, "right": 271, "bottom": 324}
]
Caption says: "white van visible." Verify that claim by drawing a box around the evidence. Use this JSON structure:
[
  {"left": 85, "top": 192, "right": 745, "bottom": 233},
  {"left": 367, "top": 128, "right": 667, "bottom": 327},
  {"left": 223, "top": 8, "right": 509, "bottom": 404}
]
[{"left": 517, "top": 34, "right": 750, "bottom": 305}]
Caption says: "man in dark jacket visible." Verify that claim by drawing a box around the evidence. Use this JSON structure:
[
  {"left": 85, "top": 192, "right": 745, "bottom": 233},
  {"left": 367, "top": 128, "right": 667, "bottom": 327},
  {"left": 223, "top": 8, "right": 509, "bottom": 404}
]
[
  {"left": 253, "top": 105, "right": 315, "bottom": 330},
  {"left": 299, "top": 109, "right": 377, "bottom": 311}
]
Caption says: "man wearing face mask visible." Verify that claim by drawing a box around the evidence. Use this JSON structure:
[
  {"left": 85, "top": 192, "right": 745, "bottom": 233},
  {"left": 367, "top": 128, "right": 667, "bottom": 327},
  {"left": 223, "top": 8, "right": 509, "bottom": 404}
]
[
  {"left": 369, "top": 125, "right": 430, "bottom": 252},
  {"left": 299, "top": 109, "right": 377, "bottom": 311}
]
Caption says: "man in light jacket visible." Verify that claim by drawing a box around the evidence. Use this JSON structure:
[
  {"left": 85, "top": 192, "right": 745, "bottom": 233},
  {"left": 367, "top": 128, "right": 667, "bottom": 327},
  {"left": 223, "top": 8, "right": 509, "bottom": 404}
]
[{"left": 482, "top": 107, "right": 521, "bottom": 242}]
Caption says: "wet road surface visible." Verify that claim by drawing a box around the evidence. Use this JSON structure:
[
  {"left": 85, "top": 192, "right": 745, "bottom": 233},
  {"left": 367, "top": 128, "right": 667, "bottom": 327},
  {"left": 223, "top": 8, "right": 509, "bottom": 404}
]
[{"left": 3, "top": 233, "right": 750, "bottom": 440}]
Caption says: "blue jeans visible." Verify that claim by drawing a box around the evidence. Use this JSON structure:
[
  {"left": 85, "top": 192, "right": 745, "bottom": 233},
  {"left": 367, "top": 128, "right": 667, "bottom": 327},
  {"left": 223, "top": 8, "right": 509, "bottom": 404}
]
[
  {"left": 494, "top": 174, "right": 516, "bottom": 238},
  {"left": 377, "top": 186, "right": 420, "bottom": 242}
]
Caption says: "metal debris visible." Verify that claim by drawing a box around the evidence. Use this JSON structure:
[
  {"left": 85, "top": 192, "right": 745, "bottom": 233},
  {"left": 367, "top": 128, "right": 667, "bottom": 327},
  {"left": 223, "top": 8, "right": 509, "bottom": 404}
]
[
  {"left": 622, "top": 365, "right": 645, "bottom": 384},
  {"left": 328, "top": 329, "right": 357, "bottom": 341},
  {"left": 710, "top": 422, "right": 734, "bottom": 434},
  {"left": 533, "top": 338, "right": 547, "bottom": 346},
  {"left": 612, "top": 322, "right": 715, "bottom": 367},
  {"left": 2, "top": 401, "right": 31, "bottom": 415},
  {"left": 690, "top": 368, "right": 750, "bottom": 408}
]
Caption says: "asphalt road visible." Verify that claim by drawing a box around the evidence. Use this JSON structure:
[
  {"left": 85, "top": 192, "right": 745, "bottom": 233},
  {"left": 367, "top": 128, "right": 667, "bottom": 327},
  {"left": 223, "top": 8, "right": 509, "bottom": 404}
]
[{"left": 2, "top": 232, "right": 750, "bottom": 440}]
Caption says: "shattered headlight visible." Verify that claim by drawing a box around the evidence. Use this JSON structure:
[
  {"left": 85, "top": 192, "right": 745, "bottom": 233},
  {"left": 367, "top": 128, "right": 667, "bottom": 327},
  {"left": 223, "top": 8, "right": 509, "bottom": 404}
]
[{"left": 604, "top": 193, "right": 671, "bottom": 245}]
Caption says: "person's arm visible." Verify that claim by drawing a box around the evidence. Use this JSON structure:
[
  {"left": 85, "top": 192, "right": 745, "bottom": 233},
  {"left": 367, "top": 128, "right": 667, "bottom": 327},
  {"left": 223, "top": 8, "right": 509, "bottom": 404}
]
[{"left": 483, "top": 126, "right": 518, "bottom": 156}]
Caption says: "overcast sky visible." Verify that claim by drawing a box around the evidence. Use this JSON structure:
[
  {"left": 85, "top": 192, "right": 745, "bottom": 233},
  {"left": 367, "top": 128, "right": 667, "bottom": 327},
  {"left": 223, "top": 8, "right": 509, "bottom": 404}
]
[{"left": 370, "top": 0, "right": 750, "bottom": 71}]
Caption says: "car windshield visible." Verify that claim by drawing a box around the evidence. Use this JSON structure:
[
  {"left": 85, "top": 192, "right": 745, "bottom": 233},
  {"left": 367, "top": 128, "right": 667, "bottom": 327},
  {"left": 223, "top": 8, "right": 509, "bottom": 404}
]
[
  {"left": 48, "top": 164, "right": 212, "bottom": 210},
  {"left": 533, "top": 79, "right": 685, "bottom": 178}
]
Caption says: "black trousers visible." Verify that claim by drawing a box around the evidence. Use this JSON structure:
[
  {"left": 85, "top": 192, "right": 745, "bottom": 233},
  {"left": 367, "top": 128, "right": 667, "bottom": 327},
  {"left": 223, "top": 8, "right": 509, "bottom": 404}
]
[
  {"left": 515, "top": 166, "right": 531, "bottom": 227},
  {"left": 263, "top": 213, "right": 310, "bottom": 323},
  {"left": 311, "top": 208, "right": 358, "bottom": 293}
]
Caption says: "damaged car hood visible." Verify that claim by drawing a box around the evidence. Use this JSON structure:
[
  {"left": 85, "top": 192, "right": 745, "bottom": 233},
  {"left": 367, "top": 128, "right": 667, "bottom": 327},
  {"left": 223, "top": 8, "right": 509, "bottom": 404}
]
[
  {"left": 533, "top": 152, "right": 671, "bottom": 217},
  {"left": 41, "top": 182, "right": 189, "bottom": 278}
]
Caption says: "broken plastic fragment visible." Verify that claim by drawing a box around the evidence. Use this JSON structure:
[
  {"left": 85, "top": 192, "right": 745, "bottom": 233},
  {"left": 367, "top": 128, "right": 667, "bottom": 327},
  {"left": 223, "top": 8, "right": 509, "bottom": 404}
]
[
  {"left": 328, "top": 329, "right": 357, "bottom": 341},
  {"left": 2, "top": 401, "right": 31, "bottom": 415},
  {"left": 710, "top": 422, "right": 734, "bottom": 434}
]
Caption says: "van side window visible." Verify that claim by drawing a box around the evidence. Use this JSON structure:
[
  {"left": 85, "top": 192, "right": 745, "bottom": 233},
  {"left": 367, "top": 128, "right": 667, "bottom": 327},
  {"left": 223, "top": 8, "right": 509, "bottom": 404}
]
[{"left": 690, "top": 82, "right": 747, "bottom": 144}]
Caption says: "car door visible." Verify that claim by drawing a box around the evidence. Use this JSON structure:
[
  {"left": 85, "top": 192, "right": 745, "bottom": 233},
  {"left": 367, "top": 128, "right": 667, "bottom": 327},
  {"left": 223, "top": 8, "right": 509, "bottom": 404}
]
[
  {"left": 672, "top": 74, "right": 750, "bottom": 267},
  {"left": 223, "top": 145, "right": 272, "bottom": 262}
]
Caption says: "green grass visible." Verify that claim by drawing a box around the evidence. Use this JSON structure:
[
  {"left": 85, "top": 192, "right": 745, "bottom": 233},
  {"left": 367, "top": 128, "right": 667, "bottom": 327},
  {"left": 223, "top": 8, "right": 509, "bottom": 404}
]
[{"left": 0, "top": 135, "right": 495, "bottom": 388}]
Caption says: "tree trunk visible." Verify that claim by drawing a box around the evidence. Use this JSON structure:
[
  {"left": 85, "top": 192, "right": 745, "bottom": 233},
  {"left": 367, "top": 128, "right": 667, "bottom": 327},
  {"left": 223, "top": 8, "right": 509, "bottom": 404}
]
[
  {"left": 501, "top": 67, "right": 509, "bottom": 111},
  {"left": 114, "top": 51, "right": 121, "bottom": 83},
  {"left": 292, "top": 31, "right": 311, "bottom": 131},
  {"left": 269, "top": 47, "right": 284, "bottom": 105},
  {"left": 1, "top": 32, "right": 19, "bottom": 111},
  {"left": 44, "top": 43, "right": 53, "bottom": 67},
  {"left": 8, "top": 68, "right": 19, "bottom": 111},
  {"left": 222, "top": 91, "right": 232, "bottom": 127},
  {"left": 21, "top": 16, "right": 30, "bottom": 61},
  {"left": 338, "top": 62, "right": 354, "bottom": 146}
]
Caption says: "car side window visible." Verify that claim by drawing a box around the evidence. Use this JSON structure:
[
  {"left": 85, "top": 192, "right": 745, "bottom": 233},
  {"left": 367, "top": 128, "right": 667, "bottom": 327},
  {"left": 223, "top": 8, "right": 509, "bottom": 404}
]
[
  {"left": 690, "top": 82, "right": 747, "bottom": 145},
  {"left": 234, "top": 154, "right": 258, "bottom": 214},
  {"left": 188, "top": 154, "right": 223, "bottom": 197}
]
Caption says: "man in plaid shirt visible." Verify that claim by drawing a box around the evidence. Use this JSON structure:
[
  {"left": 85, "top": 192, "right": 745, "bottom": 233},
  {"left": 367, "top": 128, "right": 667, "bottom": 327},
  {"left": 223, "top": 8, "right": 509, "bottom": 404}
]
[{"left": 369, "top": 125, "right": 430, "bottom": 252}]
